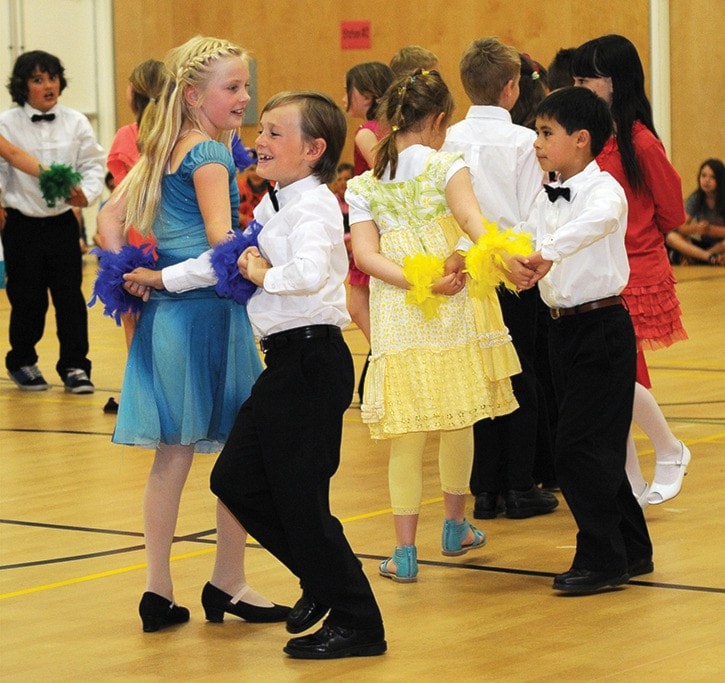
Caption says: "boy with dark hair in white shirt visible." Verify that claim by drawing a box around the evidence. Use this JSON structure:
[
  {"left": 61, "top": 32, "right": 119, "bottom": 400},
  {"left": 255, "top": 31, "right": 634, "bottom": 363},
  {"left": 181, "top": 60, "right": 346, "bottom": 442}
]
[
  {"left": 0, "top": 50, "right": 104, "bottom": 393},
  {"left": 520, "top": 86, "right": 653, "bottom": 594},
  {"left": 442, "top": 37, "right": 558, "bottom": 520}
]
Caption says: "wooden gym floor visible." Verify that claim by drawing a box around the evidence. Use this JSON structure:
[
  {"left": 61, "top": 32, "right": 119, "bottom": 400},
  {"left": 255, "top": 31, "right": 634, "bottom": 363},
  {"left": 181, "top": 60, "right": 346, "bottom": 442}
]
[{"left": 1, "top": 260, "right": 723, "bottom": 681}]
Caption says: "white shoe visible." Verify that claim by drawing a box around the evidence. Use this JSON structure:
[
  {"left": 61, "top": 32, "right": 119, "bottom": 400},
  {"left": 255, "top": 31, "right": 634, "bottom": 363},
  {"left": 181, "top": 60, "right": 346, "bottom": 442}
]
[
  {"left": 635, "top": 482, "right": 650, "bottom": 510},
  {"left": 647, "top": 442, "right": 691, "bottom": 505}
]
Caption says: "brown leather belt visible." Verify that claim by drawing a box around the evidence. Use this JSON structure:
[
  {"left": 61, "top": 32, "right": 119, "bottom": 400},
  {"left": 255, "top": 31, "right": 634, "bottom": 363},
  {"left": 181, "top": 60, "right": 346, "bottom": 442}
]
[{"left": 549, "top": 295, "right": 624, "bottom": 320}]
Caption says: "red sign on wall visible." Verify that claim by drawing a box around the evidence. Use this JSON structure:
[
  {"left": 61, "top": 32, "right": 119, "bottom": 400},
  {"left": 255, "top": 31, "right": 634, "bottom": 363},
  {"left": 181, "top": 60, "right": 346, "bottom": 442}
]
[{"left": 341, "top": 21, "right": 371, "bottom": 50}]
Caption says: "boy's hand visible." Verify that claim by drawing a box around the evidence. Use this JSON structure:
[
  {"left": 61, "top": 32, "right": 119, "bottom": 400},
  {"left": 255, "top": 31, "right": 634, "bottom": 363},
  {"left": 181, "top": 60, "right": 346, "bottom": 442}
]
[
  {"left": 237, "top": 246, "right": 259, "bottom": 279},
  {"left": 239, "top": 246, "right": 270, "bottom": 286},
  {"left": 67, "top": 186, "right": 88, "bottom": 207},
  {"left": 123, "top": 267, "right": 163, "bottom": 300},
  {"left": 521, "top": 251, "right": 553, "bottom": 284},
  {"left": 504, "top": 256, "right": 538, "bottom": 290}
]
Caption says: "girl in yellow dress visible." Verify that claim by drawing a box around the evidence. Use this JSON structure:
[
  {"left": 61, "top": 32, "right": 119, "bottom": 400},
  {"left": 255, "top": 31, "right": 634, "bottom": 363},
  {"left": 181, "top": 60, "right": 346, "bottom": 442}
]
[{"left": 347, "top": 69, "right": 532, "bottom": 582}]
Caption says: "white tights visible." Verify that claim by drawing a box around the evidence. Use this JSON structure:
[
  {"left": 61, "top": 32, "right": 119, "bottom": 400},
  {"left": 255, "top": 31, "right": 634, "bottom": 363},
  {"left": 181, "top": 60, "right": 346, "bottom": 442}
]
[{"left": 625, "top": 383, "right": 682, "bottom": 495}]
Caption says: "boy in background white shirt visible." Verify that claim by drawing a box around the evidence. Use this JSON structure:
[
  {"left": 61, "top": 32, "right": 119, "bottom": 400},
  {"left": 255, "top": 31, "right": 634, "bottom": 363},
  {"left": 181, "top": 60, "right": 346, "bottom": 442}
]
[{"left": 442, "top": 37, "right": 557, "bottom": 520}]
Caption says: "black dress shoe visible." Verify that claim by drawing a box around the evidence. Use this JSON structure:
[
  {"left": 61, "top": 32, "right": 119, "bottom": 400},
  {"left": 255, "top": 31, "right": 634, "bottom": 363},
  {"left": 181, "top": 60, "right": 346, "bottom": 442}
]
[
  {"left": 201, "top": 582, "right": 291, "bottom": 623},
  {"left": 473, "top": 492, "right": 505, "bottom": 520},
  {"left": 628, "top": 557, "right": 654, "bottom": 577},
  {"left": 284, "top": 623, "right": 387, "bottom": 659},
  {"left": 553, "top": 568, "right": 630, "bottom": 594},
  {"left": 138, "top": 591, "right": 190, "bottom": 632},
  {"left": 504, "top": 485, "right": 559, "bottom": 519},
  {"left": 286, "top": 593, "right": 329, "bottom": 634}
]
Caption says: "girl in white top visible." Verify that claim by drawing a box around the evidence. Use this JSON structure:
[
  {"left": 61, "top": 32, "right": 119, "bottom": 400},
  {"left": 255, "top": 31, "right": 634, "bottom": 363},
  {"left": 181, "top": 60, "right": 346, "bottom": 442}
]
[{"left": 347, "top": 69, "right": 529, "bottom": 582}]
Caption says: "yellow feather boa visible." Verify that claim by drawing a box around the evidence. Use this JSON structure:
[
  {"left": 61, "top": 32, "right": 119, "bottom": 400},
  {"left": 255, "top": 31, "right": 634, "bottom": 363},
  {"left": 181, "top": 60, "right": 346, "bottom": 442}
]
[
  {"left": 401, "top": 252, "right": 447, "bottom": 320},
  {"left": 465, "top": 219, "right": 533, "bottom": 300}
]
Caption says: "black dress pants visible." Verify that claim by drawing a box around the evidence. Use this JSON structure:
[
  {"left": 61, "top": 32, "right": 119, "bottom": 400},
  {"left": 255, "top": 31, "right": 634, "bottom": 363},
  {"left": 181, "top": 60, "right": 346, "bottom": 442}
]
[
  {"left": 210, "top": 333, "right": 383, "bottom": 630},
  {"left": 471, "top": 286, "right": 552, "bottom": 493},
  {"left": 2, "top": 208, "right": 90, "bottom": 377},
  {"left": 549, "top": 305, "right": 652, "bottom": 572}
]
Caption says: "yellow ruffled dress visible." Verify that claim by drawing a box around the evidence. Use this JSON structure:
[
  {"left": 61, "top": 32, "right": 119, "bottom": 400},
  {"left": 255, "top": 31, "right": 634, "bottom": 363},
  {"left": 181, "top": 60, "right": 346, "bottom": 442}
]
[{"left": 348, "top": 151, "right": 521, "bottom": 439}]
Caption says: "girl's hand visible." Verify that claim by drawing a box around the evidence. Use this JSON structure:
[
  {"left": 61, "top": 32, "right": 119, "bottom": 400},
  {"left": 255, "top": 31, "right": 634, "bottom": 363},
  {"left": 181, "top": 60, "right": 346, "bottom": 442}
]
[
  {"left": 432, "top": 272, "right": 465, "bottom": 297},
  {"left": 443, "top": 251, "right": 466, "bottom": 279}
]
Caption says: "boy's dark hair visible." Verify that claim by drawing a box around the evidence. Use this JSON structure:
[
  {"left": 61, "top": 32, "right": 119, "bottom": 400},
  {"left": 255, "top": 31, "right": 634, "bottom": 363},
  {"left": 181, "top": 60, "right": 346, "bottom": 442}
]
[
  {"left": 536, "top": 86, "right": 613, "bottom": 157},
  {"left": 261, "top": 91, "right": 347, "bottom": 184},
  {"left": 547, "top": 48, "right": 576, "bottom": 91},
  {"left": 7, "top": 50, "right": 67, "bottom": 105}
]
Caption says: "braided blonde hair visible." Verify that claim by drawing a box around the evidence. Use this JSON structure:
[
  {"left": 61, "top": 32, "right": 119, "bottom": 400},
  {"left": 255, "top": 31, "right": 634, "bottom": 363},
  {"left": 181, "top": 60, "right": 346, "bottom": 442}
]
[{"left": 117, "top": 36, "right": 248, "bottom": 236}]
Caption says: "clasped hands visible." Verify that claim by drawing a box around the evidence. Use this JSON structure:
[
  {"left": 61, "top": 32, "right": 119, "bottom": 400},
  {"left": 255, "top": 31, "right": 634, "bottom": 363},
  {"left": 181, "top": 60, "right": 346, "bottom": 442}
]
[
  {"left": 237, "top": 246, "right": 270, "bottom": 286},
  {"left": 435, "top": 250, "right": 552, "bottom": 295},
  {"left": 507, "top": 252, "right": 552, "bottom": 290},
  {"left": 120, "top": 246, "right": 271, "bottom": 301}
]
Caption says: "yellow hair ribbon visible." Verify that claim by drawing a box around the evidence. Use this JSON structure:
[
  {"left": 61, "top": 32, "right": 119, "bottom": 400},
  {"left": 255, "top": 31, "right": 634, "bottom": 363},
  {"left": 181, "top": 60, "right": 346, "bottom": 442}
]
[
  {"left": 402, "top": 253, "right": 447, "bottom": 320},
  {"left": 465, "top": 218, "right": 534, "bottom": 299}
]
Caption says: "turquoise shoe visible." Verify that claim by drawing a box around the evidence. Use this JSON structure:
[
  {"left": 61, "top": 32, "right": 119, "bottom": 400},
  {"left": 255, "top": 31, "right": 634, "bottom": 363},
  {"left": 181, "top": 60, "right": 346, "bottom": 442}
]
[
  {"left": 442, "top": 518, "right": 487, "bottom": 557},
  {"left": 379, "top": 545, "right": 418, "bottom": 583}
]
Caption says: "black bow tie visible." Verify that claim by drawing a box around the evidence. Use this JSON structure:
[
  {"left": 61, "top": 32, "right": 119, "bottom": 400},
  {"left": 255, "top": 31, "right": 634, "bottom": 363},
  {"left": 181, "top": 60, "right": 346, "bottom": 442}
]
[
  {"left": 544, "top": 184, "right": 570, "bottom": 203},
  {"left": 31, "top": 113, "right": 55, "bottom": 123},
  {"left": 268, "top": 185, "right": 279, "bottom": 212}
]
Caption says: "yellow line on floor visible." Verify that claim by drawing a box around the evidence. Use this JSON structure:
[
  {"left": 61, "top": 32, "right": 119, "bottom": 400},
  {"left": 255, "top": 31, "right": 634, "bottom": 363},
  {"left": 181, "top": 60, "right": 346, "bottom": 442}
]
[{"left": 0, "top": 498, "right": 444, "bottom": 600}]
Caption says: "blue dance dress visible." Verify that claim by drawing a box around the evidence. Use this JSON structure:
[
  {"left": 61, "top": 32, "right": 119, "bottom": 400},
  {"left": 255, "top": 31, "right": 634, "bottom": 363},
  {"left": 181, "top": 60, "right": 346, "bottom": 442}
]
[{"left": 113, "top": 141, "right": 263, "bottom": 453}]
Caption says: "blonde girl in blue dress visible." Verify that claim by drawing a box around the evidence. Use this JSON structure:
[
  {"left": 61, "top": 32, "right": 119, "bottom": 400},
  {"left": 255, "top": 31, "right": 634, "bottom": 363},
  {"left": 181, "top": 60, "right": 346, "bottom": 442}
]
[{"left": 347, "top": 69, "right": 528, "bottom": 582}]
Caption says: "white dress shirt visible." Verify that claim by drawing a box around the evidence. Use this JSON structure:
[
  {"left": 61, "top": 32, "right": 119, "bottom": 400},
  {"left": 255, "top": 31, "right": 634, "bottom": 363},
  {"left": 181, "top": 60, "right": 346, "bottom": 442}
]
[
  {"left": 0, "top": 103, "right": 105, "bottom": 216},
  {"left": 162, "top": 174, "right": 350, "bottom": 338},
  {"left": 442, "top": 105, "right": 544, "bottom": 231},
  {"left": 520, "top": 160, "right": 630, "bottom": 309}
]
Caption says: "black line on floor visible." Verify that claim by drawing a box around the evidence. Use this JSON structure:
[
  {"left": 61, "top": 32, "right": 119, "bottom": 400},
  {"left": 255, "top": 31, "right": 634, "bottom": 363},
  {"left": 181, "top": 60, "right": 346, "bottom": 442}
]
[
  {"left": 3, "top": 521, "right": 723, "bottom": 595},
  {"left": 356, "top": 553, "right": 725, "bottom": 594},
  {"left": 0, "top": 518, "right": 145, "bottom": 537},
  {"left": 1, "top": 544, "right": 147, "bottom": 570},
  {"left": 0, "top": 428, "right": 114, "bottom": 436}
]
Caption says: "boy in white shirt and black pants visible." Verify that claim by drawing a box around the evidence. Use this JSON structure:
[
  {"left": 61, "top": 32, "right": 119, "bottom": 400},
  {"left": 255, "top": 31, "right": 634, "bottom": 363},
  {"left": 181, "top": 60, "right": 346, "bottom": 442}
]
[
  {"left": 520, "top": 87, "right": 652, "bottom": 594},
  {"left": 442, "top": 37, "right": 558, "bottom": 520},
  {"left": 0, "top": 51, "right": 104, "bottom": 393}
]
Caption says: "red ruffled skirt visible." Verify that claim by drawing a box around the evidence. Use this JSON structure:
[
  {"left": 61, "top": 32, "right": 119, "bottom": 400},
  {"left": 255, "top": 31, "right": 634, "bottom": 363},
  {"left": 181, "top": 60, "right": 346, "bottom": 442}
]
[{"left": 623, "top": 272, "right": 688, "bottom": 387}]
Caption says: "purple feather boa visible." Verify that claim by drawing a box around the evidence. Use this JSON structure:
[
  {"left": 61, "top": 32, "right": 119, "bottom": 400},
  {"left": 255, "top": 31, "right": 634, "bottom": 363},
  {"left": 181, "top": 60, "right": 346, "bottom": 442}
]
[
  {"left": 88, "top": 245, "right": 157, "bottom": 325},
  {"left": 211, "top": 220, "right": 263, "bottom": 304}
]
